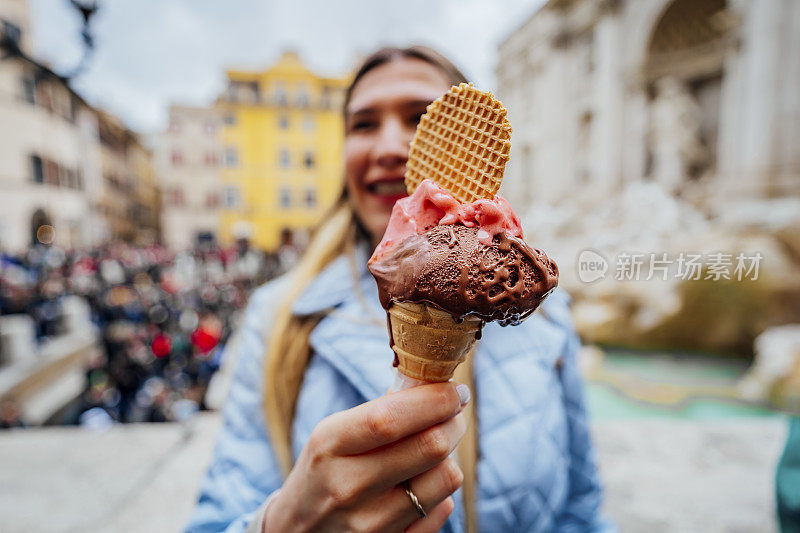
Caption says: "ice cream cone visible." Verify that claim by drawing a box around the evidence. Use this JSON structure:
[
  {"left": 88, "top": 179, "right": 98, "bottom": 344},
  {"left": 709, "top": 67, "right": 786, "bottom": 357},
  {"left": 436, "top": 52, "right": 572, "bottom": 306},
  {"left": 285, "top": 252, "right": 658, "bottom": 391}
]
[{"left": 388, "top": 301, "right": 482, "bottom": 382}]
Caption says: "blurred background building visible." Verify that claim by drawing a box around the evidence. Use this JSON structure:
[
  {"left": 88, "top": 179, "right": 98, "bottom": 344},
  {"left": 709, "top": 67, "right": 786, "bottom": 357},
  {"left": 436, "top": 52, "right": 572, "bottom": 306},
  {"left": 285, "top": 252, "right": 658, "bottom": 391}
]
[
  {"left": 499, "top": 0, "right": 799, "bottom": 207},
  {"left": 96, "top": 110, "right": 161, "bottom": 245},
  {"left": 151, "top": 105, "right": 224, "bottom": 250},
  {"left": 495, "top": 0, "right": 800, "bottom": 410},
  {"left": 216, "top": 51, "right": 349, "bottom": 250},
  {"left": 0, "top": 0, "right": 102, "bottom": 251},
  {"left": 0, "top": 0, "right": 161, "bottom": 252},
  {"left": 152, "top": 51, "right": 350, "bottom": 252}
]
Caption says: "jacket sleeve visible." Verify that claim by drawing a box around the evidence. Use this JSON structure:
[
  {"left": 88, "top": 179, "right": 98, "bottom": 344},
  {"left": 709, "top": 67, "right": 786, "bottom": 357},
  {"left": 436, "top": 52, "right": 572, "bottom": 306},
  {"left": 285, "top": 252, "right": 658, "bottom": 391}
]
[
  {"left": 184, "top": 283, "right": 287, "bottom": 533},
  {"left": 550, "top": 300, "right": 616, "bottom": 532}
]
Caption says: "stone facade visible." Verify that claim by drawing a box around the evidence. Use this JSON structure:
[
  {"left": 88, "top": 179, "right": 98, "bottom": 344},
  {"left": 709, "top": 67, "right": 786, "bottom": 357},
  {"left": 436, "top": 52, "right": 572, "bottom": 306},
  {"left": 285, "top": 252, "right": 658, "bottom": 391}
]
[
  {"left": 150, "top": 105, "right": 224, "bottom": 250},
  {"left": 495, "top": 0, "right": 800, "bottom": 361},
  {"left": 0, "top": 0, "right": 160, "bottom": 251},
  {"left": 88, "top": 110, "right": 161, "bottom": 246},
  {"left": 497, "top": 0, "right": 800, "bottom": 209},
  {"left": 0, "top": 23, "right": 104, "bottom": 250}
]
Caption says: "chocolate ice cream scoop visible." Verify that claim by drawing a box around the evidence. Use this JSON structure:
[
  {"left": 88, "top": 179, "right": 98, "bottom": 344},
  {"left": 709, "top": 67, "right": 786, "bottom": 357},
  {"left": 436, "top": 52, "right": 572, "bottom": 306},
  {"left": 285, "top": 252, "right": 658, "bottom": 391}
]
[{"left": 369, "top": 224, "right": 559, "bottom": 327}]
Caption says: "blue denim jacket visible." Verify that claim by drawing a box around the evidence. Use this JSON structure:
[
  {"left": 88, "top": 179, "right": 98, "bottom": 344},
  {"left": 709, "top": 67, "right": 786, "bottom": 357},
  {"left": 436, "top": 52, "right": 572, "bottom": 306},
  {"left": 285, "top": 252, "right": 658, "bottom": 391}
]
[{"left": 186, "top": 247, "right": 612, "bottom": 532}]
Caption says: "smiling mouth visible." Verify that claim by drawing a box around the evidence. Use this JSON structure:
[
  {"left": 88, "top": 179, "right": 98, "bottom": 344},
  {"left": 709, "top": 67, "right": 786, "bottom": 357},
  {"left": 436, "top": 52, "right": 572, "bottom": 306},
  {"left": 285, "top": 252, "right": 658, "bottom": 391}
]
[{"left": 367, "top": 180, "right": 407, "bottom": 196}]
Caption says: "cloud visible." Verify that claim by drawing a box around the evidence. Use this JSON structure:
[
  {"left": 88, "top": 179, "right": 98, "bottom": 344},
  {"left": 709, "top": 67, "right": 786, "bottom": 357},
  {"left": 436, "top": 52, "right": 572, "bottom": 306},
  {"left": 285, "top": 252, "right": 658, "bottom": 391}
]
[{"left": 27, "top": 0, "right": 544, "bottom": 132}]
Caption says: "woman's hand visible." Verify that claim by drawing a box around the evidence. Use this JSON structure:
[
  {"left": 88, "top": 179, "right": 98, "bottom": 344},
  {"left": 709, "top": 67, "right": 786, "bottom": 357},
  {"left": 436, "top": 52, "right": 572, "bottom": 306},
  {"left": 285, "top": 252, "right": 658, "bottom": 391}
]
[{"left": 263, "top": 381, "right": 470, "bottom": 533}]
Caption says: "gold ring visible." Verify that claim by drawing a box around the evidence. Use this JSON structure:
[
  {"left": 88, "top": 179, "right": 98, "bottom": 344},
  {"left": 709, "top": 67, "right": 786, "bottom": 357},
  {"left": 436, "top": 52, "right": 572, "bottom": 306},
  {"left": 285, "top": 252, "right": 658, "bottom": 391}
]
[{"left": 401, "top": 480, "right": 427, "bottom": 519}]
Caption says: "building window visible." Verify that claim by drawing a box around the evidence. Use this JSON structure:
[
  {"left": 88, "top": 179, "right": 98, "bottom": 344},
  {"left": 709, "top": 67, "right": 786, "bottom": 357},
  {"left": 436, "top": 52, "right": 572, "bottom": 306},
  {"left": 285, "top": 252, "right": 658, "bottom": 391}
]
[
  {"left": 58, "top": 166, "right": 69, "bottom": 188},
  {"left": 320, "top": 86, "right": 331, "bottom": 109},
  {"left": 21, "top": 76, "right": 36, "bottom": 105},
  {"left": 51, "top": 86, "right": 71, "bottom": 121},
  {"left": 196, "top": 231, "right": 215, "bottom": 245},
  {"left": 205, "top": 192, "right": 220, "bottom": 209},
  {"left": 302, "top": 114, "right": 315, "bottom": 132},
  {"left": 30, "top": 155, "right": 44, "bottom": 183},
  {"left": 278, "top": 114, "right": 289, "bottom": 130},
  {"left": 226, "top": 81, "right": 239, "bottom": 103},
  {"left": 225, "top": 147, "right": 238, "bottom": 167},
  {"left": 167, "top": 188, "right": 185, "bottom": 207},
  {"left": 36, "top": 82, "right": 53, "bottom": 112},
  {"left": 168, "top": 117, "right": 181, "bottom": 133},
  {"left": 223, "top": 113, "right": 236, "bottom": 125},
  {"left": 43, "top": 159, "right": 59, "bottom": 186},
  {"left": 275, "top": 82, "right": 288, "bottom": 106},
  {"left": 279, "top": 186, "right": 291, "bottom": 209},
  {"left": 296, "top": 84, "right": 309, "bottom": 107},
  {"left": 224, "top": 186, "right": 240, "bottom": 208},
  {"left": 304, "top": 187, "right": 317, "bottom": 209},
  {"left": 171, "top": 149, "right": 184, "bottom": 166},
  {"left": 204, "top": 151, "right": 218, "bottom": 167},
  {"left": 279, "top": 149, "right": 290, "bottom": 169},
  {"left": 234, "top": 80, "right": 261, "bottom": 103},
  {"left": 303, "top": 151, "right": 315, "bottom": 169}
]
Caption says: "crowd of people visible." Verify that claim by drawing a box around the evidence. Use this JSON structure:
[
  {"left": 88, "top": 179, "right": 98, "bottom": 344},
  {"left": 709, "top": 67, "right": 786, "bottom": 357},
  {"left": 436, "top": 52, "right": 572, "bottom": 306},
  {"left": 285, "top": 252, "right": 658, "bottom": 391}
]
[{"left": 0, "top": 238, "right": 295, "bottom": 428}]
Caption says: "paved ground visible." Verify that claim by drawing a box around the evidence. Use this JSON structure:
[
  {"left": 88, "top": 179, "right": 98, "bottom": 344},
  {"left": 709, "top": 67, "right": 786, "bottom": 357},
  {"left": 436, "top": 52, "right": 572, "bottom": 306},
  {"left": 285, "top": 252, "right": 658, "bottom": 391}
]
[
  {"left": 595, "top": 418, "right": 786, "bottom": 532},
  {"left": 0, "top": 413, "right": 787, "bottom": 532},
  {"left": 0, "top": 414, "right": 221, "bottom": 533}
]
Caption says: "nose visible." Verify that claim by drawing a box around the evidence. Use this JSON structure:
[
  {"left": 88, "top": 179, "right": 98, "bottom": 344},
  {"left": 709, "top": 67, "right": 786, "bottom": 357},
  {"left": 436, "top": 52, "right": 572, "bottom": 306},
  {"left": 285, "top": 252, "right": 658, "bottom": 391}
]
[{"left": 372, "top": 117, "right": 410, "bottom": 168}]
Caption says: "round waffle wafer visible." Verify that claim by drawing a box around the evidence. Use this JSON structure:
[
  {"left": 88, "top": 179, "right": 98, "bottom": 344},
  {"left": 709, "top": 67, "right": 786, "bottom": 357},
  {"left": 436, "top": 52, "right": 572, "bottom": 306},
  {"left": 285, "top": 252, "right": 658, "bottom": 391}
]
[{"left": 405, "top": 83, "right": 512, "bottom": 203}]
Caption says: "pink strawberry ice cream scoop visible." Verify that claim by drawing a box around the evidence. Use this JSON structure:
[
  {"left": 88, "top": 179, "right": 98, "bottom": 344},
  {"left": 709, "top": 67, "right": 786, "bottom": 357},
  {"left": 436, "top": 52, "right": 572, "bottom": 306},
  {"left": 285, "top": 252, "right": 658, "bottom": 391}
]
[
  {"left": 371, "top": 179, "right": 523, "bottom": 262},
  {"left": 368, "top": 179, "right": 558, "bottom": 326}
]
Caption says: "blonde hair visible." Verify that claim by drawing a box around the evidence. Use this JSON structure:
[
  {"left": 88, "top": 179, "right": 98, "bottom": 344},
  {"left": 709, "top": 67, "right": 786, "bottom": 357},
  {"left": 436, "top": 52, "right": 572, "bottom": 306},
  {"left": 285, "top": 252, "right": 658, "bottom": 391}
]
[{"left": 262, "top": 46, "right": 479, "bottom": 532}]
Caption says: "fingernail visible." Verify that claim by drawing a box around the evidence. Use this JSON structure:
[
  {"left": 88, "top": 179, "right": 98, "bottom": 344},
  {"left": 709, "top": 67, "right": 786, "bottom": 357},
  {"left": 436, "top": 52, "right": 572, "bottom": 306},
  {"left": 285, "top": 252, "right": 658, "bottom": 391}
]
[{"left": 456, "top": 384, "right": 471, "bottom": 406}]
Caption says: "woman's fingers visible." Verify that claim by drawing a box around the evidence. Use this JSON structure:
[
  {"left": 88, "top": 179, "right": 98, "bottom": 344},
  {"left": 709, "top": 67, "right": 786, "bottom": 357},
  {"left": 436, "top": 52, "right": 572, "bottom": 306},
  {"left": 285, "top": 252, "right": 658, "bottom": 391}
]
[
  {"left": 352, "top": 411, "right": 467, "bottom": 493},
  {"left": 323, "top": 382, "right": 467, "bottom": 456},
  {"left": 394, "top": 458, "right": 463, "bottom": 528},
  {"left": 404, "top": 496, "right": 455, "bottom": 533},
  {"left": 407, "top": 457, "right": 464, "bottom": 513},
  {"left": 346, "top": 459, "right": 462, "bottom": 533},
  {"left": 295, "top": 382, "right": 469, "bottom": 530}
]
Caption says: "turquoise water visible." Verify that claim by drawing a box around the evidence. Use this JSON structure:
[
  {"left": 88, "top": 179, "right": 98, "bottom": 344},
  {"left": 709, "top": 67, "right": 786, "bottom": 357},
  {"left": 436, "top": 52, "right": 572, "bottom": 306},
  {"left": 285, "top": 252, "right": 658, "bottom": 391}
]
[
  {"left": 587, "top": 383, "right": 779, "bottom": 420},
  {"left": 585, "top": 350, "right": 782, "bottom": 420}
]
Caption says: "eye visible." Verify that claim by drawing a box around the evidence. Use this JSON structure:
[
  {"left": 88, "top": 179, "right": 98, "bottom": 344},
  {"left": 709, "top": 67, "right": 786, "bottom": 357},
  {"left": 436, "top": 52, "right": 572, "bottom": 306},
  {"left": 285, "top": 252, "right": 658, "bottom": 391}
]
[
  {"left": 350, "top": 119, "right": 376, "bottom": 132},
  {"left": 407, "top": 111, "right": 424, "bottom": 127},
  {"left": 347, "top": 113, "right": 378, "bottom": 133}
]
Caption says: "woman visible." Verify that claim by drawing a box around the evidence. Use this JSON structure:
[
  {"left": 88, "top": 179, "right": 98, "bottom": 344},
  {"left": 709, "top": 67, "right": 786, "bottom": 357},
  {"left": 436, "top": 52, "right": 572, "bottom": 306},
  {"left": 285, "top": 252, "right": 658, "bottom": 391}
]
[{"left": 186, "top": 46, "right": 611, "bottom": 533}]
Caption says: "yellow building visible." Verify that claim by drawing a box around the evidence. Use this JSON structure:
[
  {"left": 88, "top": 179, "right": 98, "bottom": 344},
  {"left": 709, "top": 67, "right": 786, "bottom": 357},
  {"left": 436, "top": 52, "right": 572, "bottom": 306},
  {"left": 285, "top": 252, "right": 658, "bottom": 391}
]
[{"left": 217, "top": 51, "right": 349, "bottom": 250}]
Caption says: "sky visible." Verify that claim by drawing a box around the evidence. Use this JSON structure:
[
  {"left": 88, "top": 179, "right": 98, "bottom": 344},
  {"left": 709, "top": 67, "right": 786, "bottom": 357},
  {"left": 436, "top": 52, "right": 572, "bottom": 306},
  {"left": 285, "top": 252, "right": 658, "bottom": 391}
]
[{"left": 27, "top": 0, "right": 546, "bottom": 133}]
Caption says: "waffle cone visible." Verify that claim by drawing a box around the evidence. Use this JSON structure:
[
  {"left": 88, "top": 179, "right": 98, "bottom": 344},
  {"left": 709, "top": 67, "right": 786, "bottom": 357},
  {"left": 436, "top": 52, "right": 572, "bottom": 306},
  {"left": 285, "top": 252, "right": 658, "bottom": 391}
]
[
  {"left": 405, "top": 82, "right": 512, "bottom": 203},
  {"left": 388, "top": 301, "right": 482, "bottom": 382}
]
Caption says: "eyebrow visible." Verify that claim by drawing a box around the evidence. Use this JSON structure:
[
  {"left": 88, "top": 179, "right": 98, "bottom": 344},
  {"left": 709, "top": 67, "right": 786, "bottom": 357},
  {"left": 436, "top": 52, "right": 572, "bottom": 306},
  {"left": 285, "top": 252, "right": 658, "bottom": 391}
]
[{"left": 347, "top": 98, "right": 433, "bottom": 118}]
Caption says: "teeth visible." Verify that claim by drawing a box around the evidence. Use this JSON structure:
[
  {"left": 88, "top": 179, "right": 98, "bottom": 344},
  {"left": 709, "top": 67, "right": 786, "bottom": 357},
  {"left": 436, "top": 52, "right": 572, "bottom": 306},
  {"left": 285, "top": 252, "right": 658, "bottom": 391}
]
[{"left": 371, "top": 181, "right": 407, "bottom": 195}]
